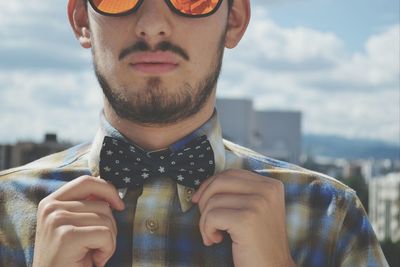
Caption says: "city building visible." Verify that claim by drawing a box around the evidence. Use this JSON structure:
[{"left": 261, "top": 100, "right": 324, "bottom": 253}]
[
  {"left": 216, "top": 98, "right": 255, "bottom": 147},
  {"left": 0, "top": 134, "right": 72, "bottom": 171},
  {"left": 0, "top": 144, "right": 12, "bottom": 171},
  {"left": 369, "top": 172, "right": 400, "bottom": 242},
  {"left": 216, "top": 98, "right": 302, "bottom": 164},
  {"left": 255, "top": 110, "right": 302, "bottom": 164}
]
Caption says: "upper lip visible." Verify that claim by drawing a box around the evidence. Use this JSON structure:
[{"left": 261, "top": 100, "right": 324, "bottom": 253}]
[{"left": 127, "top": 51, "right": 180, "bottom": 65}]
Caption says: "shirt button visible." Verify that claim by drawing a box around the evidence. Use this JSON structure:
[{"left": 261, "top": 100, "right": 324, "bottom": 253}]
[
  {"left": 146, "top": 218, "right": 159, "bottom": 234},
  {"left": 185, "top": 188, "right": 194, "bottom": 202}
]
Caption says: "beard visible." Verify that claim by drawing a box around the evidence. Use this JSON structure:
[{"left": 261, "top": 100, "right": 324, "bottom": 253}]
[{"left": 92, "top": 34, "right": 226, "bottom": 126}]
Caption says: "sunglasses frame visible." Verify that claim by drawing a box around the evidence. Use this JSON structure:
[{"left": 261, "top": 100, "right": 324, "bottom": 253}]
[{"left": 87, "top": 0, "right": 225, "bottom": 18}]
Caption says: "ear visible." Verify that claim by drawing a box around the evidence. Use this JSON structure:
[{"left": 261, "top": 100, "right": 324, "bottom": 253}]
[
  {"left": 67, "top": 0, "right": 92, "bottom": 49},
  {"left": 225, "top": 0, "right": 251, "bottom": 49}
]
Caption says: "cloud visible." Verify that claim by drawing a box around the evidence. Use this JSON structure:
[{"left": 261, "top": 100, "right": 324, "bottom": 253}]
[
  {"left": 0, "top": 0, "right": 89, "bottom": 70},
  {"left": 248, "top": 22, "right": 343, "bottom": 65},
  {"left": 0, "top": 0, "right": 398, "bottom": 146},
  {"left": 233, "top": 10, "right": 399, "bottom": 86},
  {"left": 0, "top": 70, "right": 102, "bottom": 143},
  {"left": 219, "top": 15, "right": 399, "bottom": 144},
  {"left": 329, "top": 24, "right": 399, "bottom": 88}
]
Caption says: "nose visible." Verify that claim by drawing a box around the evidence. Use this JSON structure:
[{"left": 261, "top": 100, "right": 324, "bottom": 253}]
[{"left": 135, "top": 0, "right": 173, "bottom": 44}]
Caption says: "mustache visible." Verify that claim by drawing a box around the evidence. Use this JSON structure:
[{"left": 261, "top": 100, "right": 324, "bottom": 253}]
[{"left": 119, "top": 41, "right": 190, "bottom": 61}]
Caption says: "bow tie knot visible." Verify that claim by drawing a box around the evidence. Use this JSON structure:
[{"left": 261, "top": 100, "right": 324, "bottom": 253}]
[{"left": 99, "top": 135, "right": 215, "bottom": 189}]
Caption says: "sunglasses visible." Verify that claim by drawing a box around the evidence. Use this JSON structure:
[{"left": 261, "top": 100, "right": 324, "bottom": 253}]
[{"left": 88, "top": 0, "right": 225, "bottom": 18}]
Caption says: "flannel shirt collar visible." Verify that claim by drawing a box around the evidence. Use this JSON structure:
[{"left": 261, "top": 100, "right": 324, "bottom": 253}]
[{"left": 88, "top": 109, "right": 226, "bottom": 213}]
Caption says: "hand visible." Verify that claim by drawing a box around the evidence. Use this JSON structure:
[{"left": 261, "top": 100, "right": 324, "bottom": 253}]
[
  {"left": 32, "top": 175, "right": 125, "bottom": 267},
  {"left": 192, "top": 169, "right": 295, "bottom": 267}
]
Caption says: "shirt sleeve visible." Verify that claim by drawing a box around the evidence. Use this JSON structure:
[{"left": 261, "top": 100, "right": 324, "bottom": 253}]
[
  {"left": 0, "top": 179, "right": 32, "bottom": 267},
  {"left": 336, "top": 190, "right": 389, "bottom": 267}
]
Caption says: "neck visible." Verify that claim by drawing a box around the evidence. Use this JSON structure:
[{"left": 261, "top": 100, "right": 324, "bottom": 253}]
[{"left": 103, "top": 92, "right": 216, "bottom": 151}]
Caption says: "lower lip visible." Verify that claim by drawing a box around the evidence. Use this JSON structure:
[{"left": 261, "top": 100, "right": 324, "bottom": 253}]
[{"left": 129, "top": 63, "right": 178, "bottom": 74}]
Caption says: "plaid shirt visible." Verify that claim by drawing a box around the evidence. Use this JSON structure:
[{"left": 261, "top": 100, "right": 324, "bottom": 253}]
[{"left": 0, "top": 110, "right": 388, "bottom": 267}]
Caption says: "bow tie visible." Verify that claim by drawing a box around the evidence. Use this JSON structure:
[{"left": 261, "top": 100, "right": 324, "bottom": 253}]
[{"left": 99, "top": 135, "right": 215, "bottom": 189}]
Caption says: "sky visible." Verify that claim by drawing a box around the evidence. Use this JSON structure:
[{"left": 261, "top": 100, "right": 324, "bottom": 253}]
[{"left": 0, "top": 0, "right": 399, "bottom": 146}]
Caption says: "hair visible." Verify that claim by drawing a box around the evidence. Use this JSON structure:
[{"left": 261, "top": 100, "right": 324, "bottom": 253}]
[{"left": 84, "top": 0, "right": 234, "bottom": 10}]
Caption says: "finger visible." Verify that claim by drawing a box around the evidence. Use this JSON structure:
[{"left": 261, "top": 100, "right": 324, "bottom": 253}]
[
  {"left": 47, "top": 210, "right": 117, "bottom": 239},
  {"left": 192, "top": 169, "right": 266, "bottom": 202},
  {"left": 199, "top": 194, "right": 262, "bottom": 245},
  {"left": 66, "top": 200, "right": 117, "bottom": 232},
  {"left": 202, "top": 208, "right": 246, "bottom": 245},
  {"left": 45, "top": 200, "right": 116, "bottom": 216},
  {"left": 50, "top": 176, "right": 125, "bottom": 211},
  {"left": 38, "top": 199, "right": 118, "bottom": 234},
  {"left": 196, "top": 175, "right": 269, "bottom": 213},
  {"left": 58, "top": 225, "right": 116, "bottom": 266},
  {"left": 198, "top": 193, "right": 264, "bottom": 212}
]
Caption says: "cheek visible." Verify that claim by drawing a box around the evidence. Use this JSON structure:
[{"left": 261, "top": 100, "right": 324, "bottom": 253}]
[
  {"left": 186, "top": 30, "right": 225, "bottom": 74},
  {"left": 182, "top": 15, "right": 227, "bottom": 66},
  {"left": 90, "top": 17, "right": 129, "bottom": 68}
]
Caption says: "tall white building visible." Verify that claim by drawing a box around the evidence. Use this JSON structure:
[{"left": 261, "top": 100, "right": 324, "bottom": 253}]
[{"left": 369, "top": 172, "right": 400, "bottom": 242}]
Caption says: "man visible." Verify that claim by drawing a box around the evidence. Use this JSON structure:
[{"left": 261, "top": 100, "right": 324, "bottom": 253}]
[{"left": 0, "top": 0, "right": 388, "bottom": 266}]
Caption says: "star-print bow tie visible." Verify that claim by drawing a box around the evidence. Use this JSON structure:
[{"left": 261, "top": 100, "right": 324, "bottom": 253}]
[{"left": 99, "top": 135, "right": 215, "bottom": 189}]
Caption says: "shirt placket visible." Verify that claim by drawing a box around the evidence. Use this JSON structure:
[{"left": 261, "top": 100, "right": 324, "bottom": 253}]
[{"left": 131, "top": 176, "right": 176, "bottom": 267}]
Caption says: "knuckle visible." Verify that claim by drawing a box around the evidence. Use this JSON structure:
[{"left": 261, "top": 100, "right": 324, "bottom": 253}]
[
  {"left": 39, "top": 200, "right": 60, "bottom": 216},
  {"left": 102, "top": 214, "right": 116, "bottom": 231},
  {"left": 37, "top": 198, "right": 47, "bottom": 210},
  {"left": 210, "top": 193, "right": 222, "bottom": 203},
  {"left": 200, "top": 197, "right": 214, "bottom": 212},
  {"left": 98, "top": 225, "right": 113, "bottom": 238},
  {"left": 77, "top": 175, "right": 96, "bottom": 185},
  {"left": 57, "top": 225, "right": 76, "bottom": 241},
  {"left": 37, "top": 198, "right": 48, "bottom": 214},
  {"left": 273, "top": 180, "right": 285, "bottom": 198},
  {"left": 48, "top": 210, "right": 69, "bottom": 228},
  {"left": 263, "top": 182, "right": 285, "bottom": 204},
  {"left": 271, "top": 180, "right": 285, "bottom": 194},
  {"left": 276, "top": 179, "right": 285, "bottom": 188},
  {"left": 262, "top": 179, "right": 283, "bottom": 192}
]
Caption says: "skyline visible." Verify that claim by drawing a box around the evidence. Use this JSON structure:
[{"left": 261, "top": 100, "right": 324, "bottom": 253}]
[{"left": 0, "top": 0, "right": 399, "bottom": 145}]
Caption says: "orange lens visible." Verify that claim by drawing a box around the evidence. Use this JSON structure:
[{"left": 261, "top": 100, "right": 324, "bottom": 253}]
[
  {"left": 93, "top": 0, "right": 140, "bottom": 14},
  {"left": 170, "top": 0, "right": 220, "bottom": 15}
]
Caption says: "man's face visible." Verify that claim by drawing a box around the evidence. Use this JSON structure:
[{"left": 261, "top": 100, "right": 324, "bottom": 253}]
[{"left": 87, "top": 0, "right": 230, "bottom": 125}]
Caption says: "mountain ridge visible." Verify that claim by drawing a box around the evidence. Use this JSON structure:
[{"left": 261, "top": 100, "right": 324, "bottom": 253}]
[{"left": 303, "top": 134, "right": 399, "bottom": 160}]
